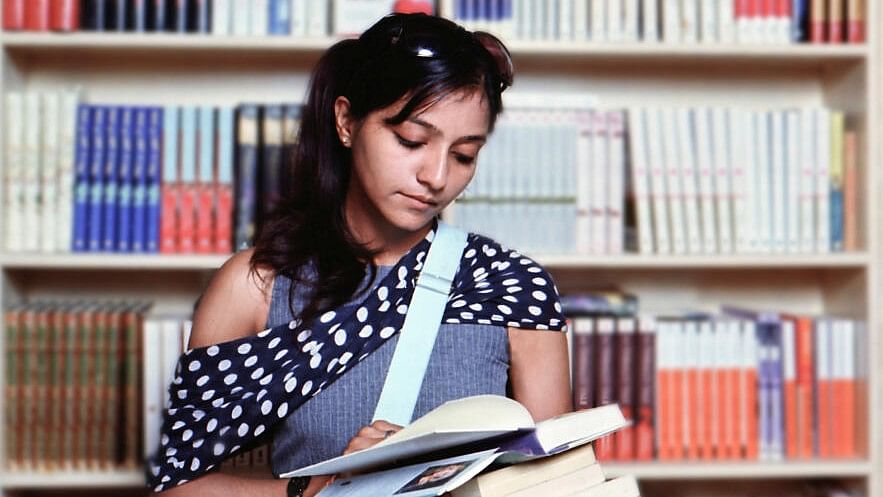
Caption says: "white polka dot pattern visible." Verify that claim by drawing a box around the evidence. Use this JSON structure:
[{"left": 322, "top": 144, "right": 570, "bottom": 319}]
[{"left": 146, "top": 230, "right": 564, "bottom": 491}]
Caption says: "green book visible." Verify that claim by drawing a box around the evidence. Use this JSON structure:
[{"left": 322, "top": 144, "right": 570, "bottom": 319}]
[{"left": 5, "top": 307, "right": 20, "bottom": 470}]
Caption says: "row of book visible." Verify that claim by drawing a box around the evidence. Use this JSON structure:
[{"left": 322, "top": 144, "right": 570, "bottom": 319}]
[
  {"left": 564, "top": 294, "right": 866, "bottom": 461},
  {"left": 455, "top": 103, "right": 857, "bottom": 256},
  {"left": 3, "top": 301, "right": 148, "bottom": 471},
  {"left": 1, "top": 0, "right": 435, "bottom": 36},
  {"left": 3, "top": 93, "right": 300, "bottom": 254},
  {"left": 448, "top": 0, "right": 866, "bottom": 44}
]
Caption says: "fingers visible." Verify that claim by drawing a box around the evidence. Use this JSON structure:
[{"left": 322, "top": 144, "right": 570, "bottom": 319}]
[{"left": 342, "top": 421, "right": 404, "bottom": 455}]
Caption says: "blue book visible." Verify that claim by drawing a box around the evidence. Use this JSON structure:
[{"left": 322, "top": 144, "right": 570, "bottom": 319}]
[
  {"left": 830, "top": 187, "right": 844, "bottom": 252},
  {"left": 146, "top": 107, "right": 164, "bottom": 253},
  {"left": 792, "top": 0, "right": 809, "bottom": 42},
  {"left": 269, "top": 0, "right": 292, "bottom": 35},
  {"left": 88, "top": 106, "right": 107, "bottom": 252},
  {"left": 102, "top": 107, "right": 121, "bottom": 252},
  {"left": 153, "top": 0, "right": 168, "bottom": 31},
  {"left": 117, "top": 107, "right": 136, "bottom": 252},
  {"left": 73, "top": 105, "right": 93, "bottom": 252},
  {"left": 132, "top": 108, "right": 150, "bottom": 252}
]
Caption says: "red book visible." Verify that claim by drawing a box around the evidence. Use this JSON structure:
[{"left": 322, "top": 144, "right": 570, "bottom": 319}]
[
  {"left": 698, "top": 322, "right": 715, "bottom": 460},
  {"left": 160, "top": 185, "right": 179, "bottom": 253},
  {"left": 656, "top": 323, "right": 673, "bottom": 460},
  {"left": 809, "top": 0, "right": 827, "bottom": 42},
  {"left": 3, "top": 0, "right": 25, "bottom": 30},
  {"left": 24, "top": 0, "right": 50, "bottom": 31},
  {"left": 846, "top": 0, "right": 864, "bottom": 42},
  {"left": 215, "top": 184, "right": 234, "bottom": 253},
  {"left": 792, "top": 316, "right": 815, "bottom": 459},
  {"left": 49, "top": 0, "right": 78, "bottom": 31},
  {"left": 684, "top": 322, "right": 700, "bottom": 460},
  {"left": 827, "top": 0, "right": 844, "bottom": 42},
  {"left": 816, "top": 319, "right": 833, "bottom": 458},
  {"left": 196, "top": 186, "right": 214, "bottom": 254},
  {"left": 178, "top": 185, "right": 197, "bottom": 253}
]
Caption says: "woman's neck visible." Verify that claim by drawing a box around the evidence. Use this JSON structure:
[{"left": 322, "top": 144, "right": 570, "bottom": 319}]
[{"left": 344, "top": 193, "right": 433, "bottom": 267}]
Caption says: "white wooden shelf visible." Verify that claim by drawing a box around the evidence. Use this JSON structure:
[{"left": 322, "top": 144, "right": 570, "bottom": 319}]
[
  {"left": 0, "top": 469, "right": 144, "bottom": 488},
  {"left": 0, "top": 253, "right": 228, "bottom": 270},
  {"left": 603, "top": 460, "right": 873, "bottom": 480},
  {"left": 0, "top": 32, "right": 868, "bottom": 63},
  {"left": 0, "top": 252, "right": 869, "bottom": 271}
]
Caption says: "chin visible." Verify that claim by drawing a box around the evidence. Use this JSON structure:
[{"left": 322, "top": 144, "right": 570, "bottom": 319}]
[{"left": 386, "top": 210, "right": 437, "bottom": 233}]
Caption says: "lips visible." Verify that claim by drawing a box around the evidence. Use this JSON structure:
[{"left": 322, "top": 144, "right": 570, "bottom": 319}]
[{"left": 401, "top": 193, "right": 437, "bottom": 207}]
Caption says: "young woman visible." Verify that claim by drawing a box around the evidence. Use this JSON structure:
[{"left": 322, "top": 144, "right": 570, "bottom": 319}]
[{"left": 150, "top": 13, "right": 571, "bottom": 497}]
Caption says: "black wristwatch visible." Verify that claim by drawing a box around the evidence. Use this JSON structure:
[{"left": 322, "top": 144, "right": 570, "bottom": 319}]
[{"left": 287, "top": 476, "right": 310, "bottom": 497}]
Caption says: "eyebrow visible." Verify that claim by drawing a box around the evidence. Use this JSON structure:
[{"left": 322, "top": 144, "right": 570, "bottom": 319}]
[{"left": 408, "top": 117, "right": 487, "bottom": 143}]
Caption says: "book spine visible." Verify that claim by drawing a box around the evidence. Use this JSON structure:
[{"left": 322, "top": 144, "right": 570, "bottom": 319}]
[
  {"left": 56, "top": 91, "right": 79, "bottom": 253},
  {"left": 815, "top": 318, "right": 832, "bottom": 457},
  {"left": 132, "top": 0, "right": 147, "bottom": 31},
  {"left": 694, "top": 107, "right": 717, "bottom": 254},
  {"left": 683, "top": 321, "right": 700, "bottom": 459},
  {"left": 197, "top": 106, "right": 216, "bottom": 254},
  {"left": 146, "top": 107, "right": 163, "bottom": 252},
  {"left": 794, "top": 316, "right": 814, "bottom": 458},
  {"left": 195, "top": 0, "right": 209, "bottom": 32},
  {"left": 829, "top": 112, "right": 845, "bottom": 251},
  {"left": 635, "top": 317, "right": 655, "bottom": 461},
  {"left": 130, "top": 109, "right": 148, "bottom": 252},
  {"left": 575, "top": 108, "right": 592, "bottom": 254},
  {"left": 110, "top": 0, "right": 127, "bottom": 30},
  {"left": 846, "top": 0, "right": 864, "bottom": 42},
  {"left": 3, "top": 0, "right": 26, "bottom": 29},
  {"left": 161, "top": 105, "right": 180, "bottom": 253},
  {"left": 814, "top": 108, "right": 831, "bottom": 253},
  {"left": 676, "top": 108, "right": 702, "bottom": 254},
  {"left": 589, "top": 110, "right": 607, "bottom": 255},
  {"left": 4, "top": 309, "right": 20, "bottom": 469},
  {"left": 3, "top": 94, "right": 24, "bottom": 251},
  {"left": 21, "top": 93, "right": 41, "bottom": 253},
  {"left": 662, "top": 108, "right": 685, "bottom": 255},
  {"left": 607, "top": 110, "right": 625, "bottom": 255},
  {"left": 769, "top": 324, "right": 785, "bottom": 460},
  {"left": 571, "top": 317, "right": 594, "bottom": 410},
  {"left": 842, "top": 131, "right": 858, "bottom": 251},
  {"left": 89, "top": 309, "right": 107, "bottom": 467},
  {"left": 212, "top": 0, "right": 231, "bottom": 35},
  {"left": 174, "top": 0, "right": 189, "bottom": 32},
  {"left": 40, "top": 93, "right": 61, "bottom": 254},
  {"left": 123, "top": 307, "right": 142, "bottom": 467},
  {"left": 615, "top": 317, "right": 636, "bottom": 461},
  {"left": 700, "top": 0, "right": 718, "bottom": 43},
  {"left": 252, "top": 0, "right": 269, "bottom": 36},
  {"left": 626, "top": 107, "right": 654, "bottom": 254},
  {"left": 88, "top": 106, "right": 107, "bottom": 252},
  {"left": 179, "top": 106, "right": 198, "bottom": 252},
  {"left": 791, "top": 0, "right": 808, "bottom": 41},
  {"left": 269, "top": 0, "right": 292, "bottom": 34},
  {"left": 642, "top": 0, "right": 659, "bottom": 41},
  {"left": 781, "top": 319, "right": 798, "bottom": 459},
  {"left": 141, "top": 318, "right": 162, "bottom": 461},
  {"left": 24, "top": 0, "right": 50, "bottom": 30},
  {"left": 785, "top": 110, "right": 800, "bottom": 254},
  {"left": 261, "top": 104, "right": 285, "bottom": 226},
  {"left": 236, "top": 105, "right": 260, "bottom": 249},
  {"left": 835, "top": 320, "right": 856, "bottom": 458},
  {"left": 593, "top": 317, "right": 616, "bottom": 461},
  {"left": 647, "top": 108, "right": 671, "bottom": 254},
  {"left": 117, "top": 107, "right": 135, "bottom": 252},
  {"left": 102, "top": 107, "right": 121, "bottom": 252},
  {"left": 827, "top": 0, "right": 843, "bottom": 42},
  {"left": 798, "top": 108, "right": 816, "bottom": 253},
  {"left": 216, "top": 107, "right": 235, "bottom": 253},
  {"left": 49, "top": 0, "right": 79, "bottom": 30},
  {"left": 103, "top": 309, "right": 121, "bottom": 467},
  {"left": 153, "top": 0, "right": 168, "bottom": 30},
  {"left": 733, "top": 108, "right": 755, "bottom": 254}
]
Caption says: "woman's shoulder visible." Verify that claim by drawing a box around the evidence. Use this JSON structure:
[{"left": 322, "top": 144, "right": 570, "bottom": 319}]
[
  {"left": 463, "top": 232, "right": 556, "bottom": 281},
  {"left": 188, "top": 248, "right": 277, "bottom": 349}
]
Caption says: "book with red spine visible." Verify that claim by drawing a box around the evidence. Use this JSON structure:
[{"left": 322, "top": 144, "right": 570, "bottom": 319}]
[
  {"left": 196, "top": 106, "right": 216, "bottom": 254},
  {"left": 3, "top": 0, "right": 26, "bottom": 30},
  {"left": 846, "top": 0, "right": 865, "bottom": 42},
  {"left": 698, "top": 321, "right": 715, "bottom": 460},
  {"left": 827, "top": 0, "right": 844, "bottom": 42},
  {"left": 160, "top": 106, "right": 180, "bottom": 254},
  {"left": 215, "top": 107, "right": 235, "bottom": 253},
  {"left": 670, "top": 321, "right": 686, "bottom": 459},
  {"left": 809, "top": 0, "right": 826, "bottom": 42},
  {"left": 49, "top": 0, "right": 79, "bottom": 31},
  {"left": 655, "top": 321, "right": 673, "bottom": 460},
  {"left": 832, "top": 319, "right": 856, "bottom": 458},
  {"left": 684, "top": 321, "right": 700, "bottom": 460},
  {"left": 614, "top": 317, "right": 635, "bottom": 461},
  {"left": 178, "top": 107, "right": 198, "bottom": 252},
  {"left": 790, "top": 315, "right": 815, "bottom": 459},
  {"left": 24, "top": 0, "right": 50, "bottom": 31},
  {"left": 634, "top": 316, "right": 655, "bottom": 461},
  {"left": 815, "top": 318, "right": 833, "bottom": 457}
]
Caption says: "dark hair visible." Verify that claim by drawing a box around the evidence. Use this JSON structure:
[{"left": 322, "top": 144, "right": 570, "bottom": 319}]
[{"left": 250, "top": 13, "right": 512, "bottom": 325}]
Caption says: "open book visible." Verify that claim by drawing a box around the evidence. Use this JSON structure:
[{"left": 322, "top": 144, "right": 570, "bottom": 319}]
[{"left": 281, "top": 395, "right": 627, "bottom": 479}]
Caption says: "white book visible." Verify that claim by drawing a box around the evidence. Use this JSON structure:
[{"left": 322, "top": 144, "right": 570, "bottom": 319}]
[
  {"left": 729, "top": 107, "right": 749, "bottom": 254},
  {"left": 590, "top": 110, "right": 608, "bottom": 254},
  {"left": 676, "top": 108, "right": 702, "bottom": 254},
  {"left": 647, "top": 108, "right": 671, "bottom": 254},
  {"left": 41, "top": 92, "right": 61, "bottom": 254},
  {"left": 623, "top": 0, "right": 639, "bottom": 41},
  {"left": 739, "top": 320, "right": 758, "bottom": 452},
  {"left": 814, "top": 107, "right": 831, "bottom": 253},
  {"left": 718, "top": 0, "right": 736, "bottom": 42},
  {"left": 4, "top": 92, "right": 25, "bottom": 252},
  {"left": 142, "top": 319, "right": 163, "bottom": 460},
  {"left": 776, "top": 0, "right": 791, "bottom": 43},
  {"left": 533, "top": 0, "right": 546, "bottom": 40},
  {"left": 680, "top": 0, "right": 699, "bottom": 43},
  {"left": 754, "top": 111, "right": 773, "bottom": 253},
  {"left": 711, "top": 107, "right": 733, "bottom": 254},
  {"left": 608, "top": 0, "right": 623, "bottom": 42},
  {"left": 781, "top": 318, "right": 796, "bottom": 401},
  {"left": 212, "top": 0, "right": 232, "bottom": 35},
  {"left": 700, "top": 0, "right": 718, "bottom": 42},
  {"left": 252, "top": 0, "right": 269, "bottom": 36},
  {"left": 546, "top": 0, "right": 558, "bottom": 41},
  {"left": 23, "top": 92, "right": 42, "bottom": 252},
  {"left": 750, "top": 0, "right": 765, "bottom": 43},
  {"left": 662, "top": 0, "right": 681, "bottom": 43},
  {"left": 785, "top": 110, "right": 800, "bottom": 253},
  {"left": 626, "top": 107, "right": 654, "bottom": 254},
  {"left": 56, "top": 91, "right": 79, "bottom": 253},
  {"left": 232, "top": 0, "right": 252, "bottom": 35},
  {"left": 662, "top": 108, "right": 686, "bottom": 255},
  {"left": 607, "top": 110, "right": 625, "bottom": 254},
  {"left": 574, "top": 0, "right": 589, "bottom": 40},
  {"left": 736, "top": 108, "right": 758, "bottom": 253},
  {"left": 642, "top": 0, "right": 659, "bottom": 41},
  {"left": 591, "top": 0, "right": 607, "bottom": 42},
  {"left": 575, "top": 109, "right": 593, "bottom": 253},
  {"left": 770, "top": 110, "right": 787, "bottom": 253},
  {"left": 559, "top": 0, "right": 574, "bottom": 41},
  {"left": 694, "top": 107, "right": 717, "bottom": 254},
  {"left": 307, "top": 0, "right": 328, "bottom": 37},
  {"left": 161, "top": 319, "right": 183, "bottom": 411},
  {"left": 292, "top": 0, "right": 308, "bottom": 37},
  {"left": 798, "top": 107, "right": 816, "bottom": 253},
  {"left": 736, "top": 0, "right": 752, "bottom": 42}
]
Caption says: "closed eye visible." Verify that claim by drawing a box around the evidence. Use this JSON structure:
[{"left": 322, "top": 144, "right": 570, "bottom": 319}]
[{"left": 395, "top": 133, "right": 423, "bottom": 149}]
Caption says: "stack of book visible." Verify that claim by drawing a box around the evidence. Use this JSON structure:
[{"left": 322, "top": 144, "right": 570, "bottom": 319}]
[{"left": 281, "top": 395, "right": 639, "bottom": 497}]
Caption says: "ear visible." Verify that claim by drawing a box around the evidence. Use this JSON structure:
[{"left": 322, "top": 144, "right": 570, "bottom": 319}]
[{"left": 333, "top": 96, "right": 355, "bottom": 148}]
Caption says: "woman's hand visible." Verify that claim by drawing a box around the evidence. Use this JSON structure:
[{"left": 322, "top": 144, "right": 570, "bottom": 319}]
[{"left": 342, "top": 420, "right": 403, "bottom": 455}]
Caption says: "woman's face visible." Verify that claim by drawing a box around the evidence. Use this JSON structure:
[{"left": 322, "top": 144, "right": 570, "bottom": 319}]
[{"left": 337, "top": 89, "right": 490, "bottom": 237}]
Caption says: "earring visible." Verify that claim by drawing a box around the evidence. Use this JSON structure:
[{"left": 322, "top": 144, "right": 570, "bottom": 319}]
[{"left": 341, "top": 136, "right": 350, "bottom": 146}]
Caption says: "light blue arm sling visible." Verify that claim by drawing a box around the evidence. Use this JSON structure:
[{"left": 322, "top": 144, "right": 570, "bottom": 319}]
[{"left": 371, "top": 222, "right": 468, "bottom": 426}]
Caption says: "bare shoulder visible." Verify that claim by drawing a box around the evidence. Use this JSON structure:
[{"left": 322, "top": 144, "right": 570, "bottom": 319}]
[{"left": 188, "top": 248, "right": 276, "bottom": 349}]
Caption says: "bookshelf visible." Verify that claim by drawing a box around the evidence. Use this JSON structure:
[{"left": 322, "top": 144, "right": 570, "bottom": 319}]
[{"left": 0, "top": 5, "right": 879, "bottom": 497}]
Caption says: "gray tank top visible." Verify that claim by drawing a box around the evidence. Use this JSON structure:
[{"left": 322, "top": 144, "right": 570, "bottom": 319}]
[{"left": 266, "top": 266, "right": 511, "bottom": 475}]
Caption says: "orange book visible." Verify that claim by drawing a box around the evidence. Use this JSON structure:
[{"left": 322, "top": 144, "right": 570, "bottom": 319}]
[
  {"left": 656, "top": 322, "right": 672, "bottom": 460},
  {"left": 713, "top": 321, "right": 729, "bottom": 459},
  {"left": 842, "top": 131, "right": 858, "bottom": 251},
  {"left": 698, "top": 322, "right": 715, "bottom": 460},
  {"left": 781, "top": 320, "right": 798, "bottom": 459},
  {"left": 832, "top": 320, "right": 856, "bottom": 458},
  {"left": 670, "top": 322, "right": 685, "bottom": 460},
  {"left": 723, "top": 322, "right": 741, "bottom": 459},
  {"left": 684, "top": 322, "right": 700, "bottom": 460},
  {"left": 793, "top": 316, "right": 815, "bottom": 459},
  {"left": 815, "top": 319, "right": 833, "bottom": 458},
  {"left": 159, "top": 185, "right": 179, "bottom": 253}
]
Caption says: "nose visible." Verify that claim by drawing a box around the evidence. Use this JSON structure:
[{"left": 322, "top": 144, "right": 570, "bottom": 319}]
[{"left": 416, "top": 145, "right": 448, "bottom": 192}]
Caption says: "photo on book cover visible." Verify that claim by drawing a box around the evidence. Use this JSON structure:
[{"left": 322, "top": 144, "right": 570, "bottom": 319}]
[{"left": 394, "top": 461, "right": 472, "bottom": 494}]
